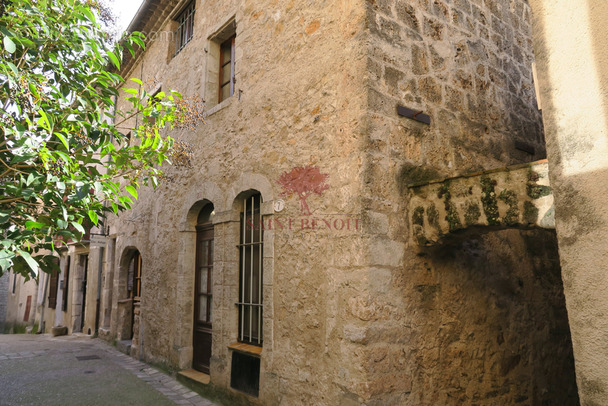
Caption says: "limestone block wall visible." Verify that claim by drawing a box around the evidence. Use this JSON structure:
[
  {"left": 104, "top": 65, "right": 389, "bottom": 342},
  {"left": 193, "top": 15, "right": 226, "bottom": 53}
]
[
  {"left": 366, "top": 0, "right": 544, "bottom": 179},
  {"left": 409, "top": 159, "right": 554, "bottom": 246}
]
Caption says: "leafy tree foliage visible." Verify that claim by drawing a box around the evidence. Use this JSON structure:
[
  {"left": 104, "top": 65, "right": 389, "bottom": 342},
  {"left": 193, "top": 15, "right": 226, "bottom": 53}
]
[{"left": 0, "top": 0, "right": 185, "bottom": 278}]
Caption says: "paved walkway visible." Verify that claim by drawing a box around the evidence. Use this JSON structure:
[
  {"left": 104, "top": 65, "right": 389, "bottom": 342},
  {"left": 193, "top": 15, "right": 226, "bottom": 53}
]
[{"left": 0, "top": 334, "right": 222, "bottom": 406}]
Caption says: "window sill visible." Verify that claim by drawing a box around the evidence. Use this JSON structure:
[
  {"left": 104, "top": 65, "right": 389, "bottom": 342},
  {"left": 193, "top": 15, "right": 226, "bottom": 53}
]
[
  {"left": 228, "top": 342, "right": 262, "bottom": 357},
  {"left": 205, "top": 96, "right": 234, "bottom": 117}
]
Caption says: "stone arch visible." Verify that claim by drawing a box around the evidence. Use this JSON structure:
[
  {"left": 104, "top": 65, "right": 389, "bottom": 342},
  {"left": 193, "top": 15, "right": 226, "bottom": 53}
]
[
  {"left": 179, "top": 182, "right": 224, "bottom": 231},
  {"left": 226, "top": 172, "right": 274, "bottom": 210},
  {"left": 174, "top": 199, "right": 217, "bottom": 370},
  {"left": 115, "top": 247, "right": 142, "bottom": 343}
]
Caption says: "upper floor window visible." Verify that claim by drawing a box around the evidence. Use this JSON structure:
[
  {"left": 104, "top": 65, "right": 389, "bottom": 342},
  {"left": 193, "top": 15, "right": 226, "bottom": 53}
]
[
  {"left": 219, "top": 35, "right": 235, "bottom": 103},
  {"left": 175, "top": 1, "right": 195, "bottom": 55}
]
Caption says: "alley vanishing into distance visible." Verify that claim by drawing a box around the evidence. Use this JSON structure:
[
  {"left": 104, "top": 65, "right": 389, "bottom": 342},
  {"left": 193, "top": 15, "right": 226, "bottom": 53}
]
[{"left": 0, "top": 334, "right": 220, "bottom": 406}]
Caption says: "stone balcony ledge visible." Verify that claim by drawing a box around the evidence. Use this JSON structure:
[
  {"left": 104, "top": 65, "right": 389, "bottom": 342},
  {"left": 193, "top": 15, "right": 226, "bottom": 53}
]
[{"left": 408, "top": 160, "right": 554, "bottom": 246}]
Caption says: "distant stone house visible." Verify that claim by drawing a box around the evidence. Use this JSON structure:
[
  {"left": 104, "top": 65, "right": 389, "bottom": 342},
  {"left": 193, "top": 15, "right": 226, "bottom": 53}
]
[
  {"left": 3, "top": 243, "right": 98, "bottom": 337},
  {"left": 42, "top": 0, "right": 586, "bottom": 405}
]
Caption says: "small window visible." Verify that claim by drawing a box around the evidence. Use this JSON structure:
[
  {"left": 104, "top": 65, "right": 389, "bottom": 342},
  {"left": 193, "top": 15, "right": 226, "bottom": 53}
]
[
  {"left": 175, "top": 1, "right": 196, "bottom": 55},
  {"left": 219, "top": 35, "right": 235, "bottom": 103},
  {"left": 206, "top": 18, "right": 236, "bottom": 107}
]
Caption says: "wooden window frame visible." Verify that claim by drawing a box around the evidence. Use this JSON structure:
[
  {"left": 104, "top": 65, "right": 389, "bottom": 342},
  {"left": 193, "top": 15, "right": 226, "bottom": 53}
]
[
  {"left": 175, "top": 0, "right": 196, "bottom": 56},
  {"left": 218, "top": 35, "right": 236, "bottom": 103},
  {"left": 237, "top": 193, "right": 263, "bottom": 346}
]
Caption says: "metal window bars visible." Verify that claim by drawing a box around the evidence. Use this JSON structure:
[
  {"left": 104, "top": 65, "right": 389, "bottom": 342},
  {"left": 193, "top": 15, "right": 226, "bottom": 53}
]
[
  {"left": 238, "top": 194, "right": 263, "bottom": 346},
  {"left": 175, "top": 1, "right": 195, "bottom": 56}
]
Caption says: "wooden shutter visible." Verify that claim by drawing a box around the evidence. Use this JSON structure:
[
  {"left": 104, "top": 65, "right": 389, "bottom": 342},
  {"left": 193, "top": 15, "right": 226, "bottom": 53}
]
[{"left": 48, "top": 269, "right": 59, "bottom": 309}]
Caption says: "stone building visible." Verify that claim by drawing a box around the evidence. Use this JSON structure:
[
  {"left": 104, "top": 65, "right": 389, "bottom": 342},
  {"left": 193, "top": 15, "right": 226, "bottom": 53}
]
[
  {"left": 2, "top": 271, "right": 38, "bottom": 333},
  {"left": 83, "top": 0, "right": 584, "bottom": 404},
  {"left": 3, "top": 0, "right": 605, "bottom": 403},
  {"left": 0, "top": 243, "right": 98, "bottom": 337}
]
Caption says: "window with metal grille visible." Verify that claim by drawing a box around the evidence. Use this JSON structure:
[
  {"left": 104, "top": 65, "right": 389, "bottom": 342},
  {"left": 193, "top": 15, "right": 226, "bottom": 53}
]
[
  {"left": 175, "top": 1, "right": 195, "bottom": 55},
  {"left": 238, "top": 193, "right": 263, "bottom": 346}
]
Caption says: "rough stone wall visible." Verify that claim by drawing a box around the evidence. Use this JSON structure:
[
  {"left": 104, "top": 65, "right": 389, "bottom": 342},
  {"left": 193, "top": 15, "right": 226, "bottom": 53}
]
[
  {"left": 360, "top": 0, "right": 579, "bottom": 404},
  {"left": 396, "top": 229, "right": 578, "bottom": 405},
  {"left": 367, "top": 0, "right": 544, "bottom": 179}
]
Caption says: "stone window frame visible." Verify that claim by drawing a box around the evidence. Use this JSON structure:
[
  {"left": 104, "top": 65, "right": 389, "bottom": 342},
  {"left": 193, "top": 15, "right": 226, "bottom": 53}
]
[{"left": 174, "top": 0, "right": 196, "bottom": 56}]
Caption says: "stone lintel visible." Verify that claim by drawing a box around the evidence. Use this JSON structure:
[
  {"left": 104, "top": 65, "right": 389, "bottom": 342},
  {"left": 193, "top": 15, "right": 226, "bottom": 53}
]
[{"left": 408, "top": 160, "right": 554, "bottom": 246}]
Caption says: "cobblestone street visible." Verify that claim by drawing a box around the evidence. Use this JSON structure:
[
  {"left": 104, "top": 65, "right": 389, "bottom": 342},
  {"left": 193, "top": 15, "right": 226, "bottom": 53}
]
[{"left": 0, "top": 334, "right": 221, "bottom": 406}]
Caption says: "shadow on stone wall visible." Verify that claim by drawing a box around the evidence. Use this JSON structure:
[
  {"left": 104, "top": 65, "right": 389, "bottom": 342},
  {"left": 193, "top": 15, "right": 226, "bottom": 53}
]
[{"left": 412, "top": 228, "right": 579, "bottom": 405}]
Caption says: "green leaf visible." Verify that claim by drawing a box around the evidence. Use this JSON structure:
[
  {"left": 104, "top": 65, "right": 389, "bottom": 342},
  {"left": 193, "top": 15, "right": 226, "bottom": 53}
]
[
  {"left": 125, "top": 185, "right": 138, "bottom": 199},
  {"left": 88, "top": 210, "right": 99, "bottom": 226},
  {"left": 25, "top": 221, "right": 44, "bottom": 229},
  {"left": 107, "top": 50, "right": 120, "bottom": 70},
  {"left": 6, "top": 61, "right": 18, "bottom": 74},
  {"left": 17, "top": 250, "right": 39, "bottom": 275},
  {"left": 55, "top": 132, "right": 69, "bottom": 150},
  {"left": 3, "top": 36, "right": 16, "bottom": 53},
  {"left": 71, "top": 221, "right": 85, "bottom": 235},
  {"left": 0, "top": 250, "right": 13, "bottom": 273},
  {"left": 26, "top": 173, "right": 35, "bottom": 186}
]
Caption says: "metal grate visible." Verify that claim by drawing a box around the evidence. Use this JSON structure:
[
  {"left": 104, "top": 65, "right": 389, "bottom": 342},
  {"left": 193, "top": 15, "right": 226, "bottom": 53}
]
[
  {"left": 75, "top": 355, "right": 101, "bottom": 361},
  {"left": 175, "top": 1, "right": 195, "bottom": 56},
  {"left": 238, "top": 194, "right": 263, "bottom": 346}
]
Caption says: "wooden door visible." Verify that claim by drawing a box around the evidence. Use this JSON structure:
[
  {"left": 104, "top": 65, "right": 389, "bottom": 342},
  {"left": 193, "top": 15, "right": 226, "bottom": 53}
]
[{"left": 193, "top": 223, "right": 213, "bottom": 373}]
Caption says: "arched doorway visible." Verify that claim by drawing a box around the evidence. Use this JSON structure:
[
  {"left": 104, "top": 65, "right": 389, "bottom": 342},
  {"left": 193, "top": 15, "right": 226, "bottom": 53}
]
[{"left": 193, "top": 204, "right": 214, "bottom": 373}]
